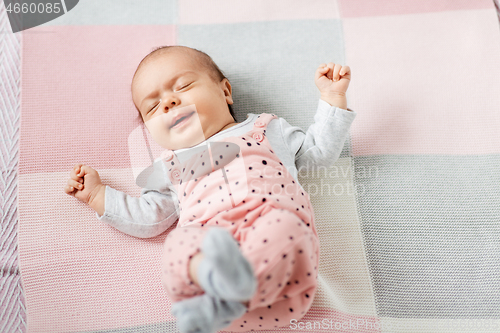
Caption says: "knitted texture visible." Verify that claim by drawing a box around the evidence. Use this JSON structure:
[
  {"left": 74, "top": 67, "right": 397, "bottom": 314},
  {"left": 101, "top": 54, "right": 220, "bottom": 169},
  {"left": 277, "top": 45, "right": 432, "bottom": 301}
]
[{"left": 0, "top": 3, "right": 25, "bottom": 333}]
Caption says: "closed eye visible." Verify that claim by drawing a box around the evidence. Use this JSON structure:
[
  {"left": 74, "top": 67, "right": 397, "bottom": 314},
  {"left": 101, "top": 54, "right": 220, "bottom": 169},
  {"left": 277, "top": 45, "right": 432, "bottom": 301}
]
[
  {"left": 148, "top": 101, "right": 160, "bottom": 113},
  {"left": 176, "top": 81, "right": 193, "bottom": 91},
  {"left": 145, "top": 81, "right": 194, "bottom": 114}
]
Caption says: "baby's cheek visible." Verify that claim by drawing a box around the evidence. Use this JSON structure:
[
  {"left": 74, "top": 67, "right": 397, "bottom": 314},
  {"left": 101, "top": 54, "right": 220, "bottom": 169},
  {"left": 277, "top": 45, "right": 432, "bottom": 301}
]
[{"left": 144, "top": 116, "right": 171, "bottom": 148}]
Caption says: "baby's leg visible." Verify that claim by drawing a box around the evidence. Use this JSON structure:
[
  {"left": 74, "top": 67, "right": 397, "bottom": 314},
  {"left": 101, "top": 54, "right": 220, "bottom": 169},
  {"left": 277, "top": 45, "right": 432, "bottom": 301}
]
[
  {"left": 225, "top": 208, "right": 320, "bottom": 331},
  {"left": 161, "top": 226, "right": 256, "bottom": 333},
  {"left": 161, "top": 226, "right": 257, "bottom": 302},
  {"left": 197, "top": 227, "right": 257, "bottom": 301},
  {"left": 171, "top": 294, "right": 247, "bottom": 333},
  {"left": 160, "top": 227, "right": 206, "bottom": 302}
]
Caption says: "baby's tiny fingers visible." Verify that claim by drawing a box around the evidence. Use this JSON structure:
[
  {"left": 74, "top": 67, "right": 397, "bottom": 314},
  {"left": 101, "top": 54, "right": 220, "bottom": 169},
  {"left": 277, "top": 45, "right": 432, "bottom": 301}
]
[
  {"left": 64, "top": 184, "right": 75, "bottom": 195},
  {"left": 332, "top": 64, "right": 343, "bottom": 81},
  {"left": 326, "top": 62, "right": 335, "bottom": 78},
  {"left": 74, "top": 163, "right": 85, "bottom": 176},
  {"left": 340, "top": 65, "right": 351, "bottom": 76},
  {"left": 70, "top": 173, "right": 83, "bottom": 182},
  {"left": 72, "top": 164, "right": 82, "bottom": 177},
  {"left": 315, "top": 64, "right": 330, "bottom": 81},
  {"left": 319, "top": 65, "right": 329, "bottom": 73},
  {"left": 69, "top": 179, "right": 84, "bottom": 190},
  {"left": 77, "top": 164, "right": 91, "bottom": 178}
]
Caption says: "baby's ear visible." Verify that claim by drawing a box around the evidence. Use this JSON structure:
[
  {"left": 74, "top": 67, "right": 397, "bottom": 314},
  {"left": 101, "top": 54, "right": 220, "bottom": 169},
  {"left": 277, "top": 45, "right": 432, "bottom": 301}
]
[{"left": 221, "top": 78, "right": 233, "bottom": 105}]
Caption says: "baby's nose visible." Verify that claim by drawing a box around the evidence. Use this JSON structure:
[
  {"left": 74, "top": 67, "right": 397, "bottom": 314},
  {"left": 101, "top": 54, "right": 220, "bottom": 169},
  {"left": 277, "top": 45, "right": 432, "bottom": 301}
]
[{"left": 162, "top": 96, "right": 181, "bottom": 111}]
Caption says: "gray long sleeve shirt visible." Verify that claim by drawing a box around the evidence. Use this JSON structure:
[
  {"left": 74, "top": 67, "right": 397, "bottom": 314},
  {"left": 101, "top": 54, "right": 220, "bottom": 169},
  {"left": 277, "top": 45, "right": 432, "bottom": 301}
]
[{"left": 96, "top": 99, "right": 357, "bottom": 238}]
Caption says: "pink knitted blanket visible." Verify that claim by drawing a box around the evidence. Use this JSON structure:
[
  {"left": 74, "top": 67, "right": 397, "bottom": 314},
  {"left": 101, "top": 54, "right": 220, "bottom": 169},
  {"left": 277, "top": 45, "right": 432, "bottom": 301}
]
[{"left": 16, "top": 0, "right": 500, "bottom": 332}]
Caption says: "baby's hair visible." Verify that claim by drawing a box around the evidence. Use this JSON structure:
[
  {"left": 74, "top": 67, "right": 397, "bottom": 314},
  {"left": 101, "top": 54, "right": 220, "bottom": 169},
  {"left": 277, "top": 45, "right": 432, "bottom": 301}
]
[{"left": 132, "top": 45, "right": 236, "bottom": 122}]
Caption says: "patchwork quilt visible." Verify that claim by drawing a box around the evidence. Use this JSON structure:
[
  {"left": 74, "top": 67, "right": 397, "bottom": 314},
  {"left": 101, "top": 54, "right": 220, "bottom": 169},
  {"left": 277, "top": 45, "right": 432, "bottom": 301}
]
[{"left": 1, "top": 0, "right": 500, "bottom": 332}]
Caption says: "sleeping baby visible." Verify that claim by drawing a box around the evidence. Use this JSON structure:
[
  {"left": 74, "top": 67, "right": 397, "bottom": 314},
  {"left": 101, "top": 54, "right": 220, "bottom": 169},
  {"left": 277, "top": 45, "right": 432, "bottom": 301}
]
[{"left": 64, "top": 45, "right": 356, "bottom": 332}]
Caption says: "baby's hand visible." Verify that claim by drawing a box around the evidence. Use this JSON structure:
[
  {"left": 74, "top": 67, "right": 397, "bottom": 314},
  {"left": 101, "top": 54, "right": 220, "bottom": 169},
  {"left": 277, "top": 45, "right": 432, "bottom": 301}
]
[
  {"left": 64, "top": 163, "right": 104, "bottom": 207},
  {"left": 315, "top": 63, "right": 351, "bottom": 108}
]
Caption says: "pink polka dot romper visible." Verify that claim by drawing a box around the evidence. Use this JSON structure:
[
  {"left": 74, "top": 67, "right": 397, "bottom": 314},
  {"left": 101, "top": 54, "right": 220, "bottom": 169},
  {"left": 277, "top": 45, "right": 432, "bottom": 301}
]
[{"left": 160, "top": 113, "right": 320, "bottom": 331}]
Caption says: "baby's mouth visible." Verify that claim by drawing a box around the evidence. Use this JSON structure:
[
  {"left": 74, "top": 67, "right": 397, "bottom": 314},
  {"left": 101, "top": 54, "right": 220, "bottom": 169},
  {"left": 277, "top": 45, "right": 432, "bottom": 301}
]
[{"left": 171, "top": 111, "right": 195, "bottom": 129}]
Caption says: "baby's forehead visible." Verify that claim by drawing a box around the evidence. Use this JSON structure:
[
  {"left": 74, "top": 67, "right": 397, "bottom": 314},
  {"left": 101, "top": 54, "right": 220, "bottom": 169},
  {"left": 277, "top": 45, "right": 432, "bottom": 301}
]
[
  {"left": 137, "top": 50, "right": 207, "bottom": 80},
  {"left": 131, "top": 49, "right": 212, "bottom": 101},
  {"left": 149, "top": 48, "right": 202, "bottom": 69}
]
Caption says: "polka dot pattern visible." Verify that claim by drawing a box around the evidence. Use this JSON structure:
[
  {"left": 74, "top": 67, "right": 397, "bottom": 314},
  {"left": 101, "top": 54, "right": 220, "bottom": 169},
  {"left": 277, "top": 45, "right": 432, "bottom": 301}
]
[
  {"left": 160, "top": 227, "right": 205, "bottom": 302},
  {"left": 226, "top": 208, "right": 319, "bottom": 331},
  {"left": 160, "top": 113, "right": 319, "bottom": 330}
]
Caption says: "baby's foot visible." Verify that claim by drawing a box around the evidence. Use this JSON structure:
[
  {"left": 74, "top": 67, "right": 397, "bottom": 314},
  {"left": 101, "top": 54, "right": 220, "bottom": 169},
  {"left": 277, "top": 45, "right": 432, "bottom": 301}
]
[
  {"left": 197, "top": 227, "right": 257, "bottom": 301},
  {"left": 171, "top": 294, "right": 246, "bottom": 333}
]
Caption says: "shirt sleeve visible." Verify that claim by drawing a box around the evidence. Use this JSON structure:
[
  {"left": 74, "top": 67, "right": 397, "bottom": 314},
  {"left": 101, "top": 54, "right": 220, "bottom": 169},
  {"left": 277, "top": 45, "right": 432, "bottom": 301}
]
[
  {"left": 280, "top": 99, "right": 357, "bottom": 170},
  {"left": 95, "top": 170, "right": 179, "bottom": 239}
]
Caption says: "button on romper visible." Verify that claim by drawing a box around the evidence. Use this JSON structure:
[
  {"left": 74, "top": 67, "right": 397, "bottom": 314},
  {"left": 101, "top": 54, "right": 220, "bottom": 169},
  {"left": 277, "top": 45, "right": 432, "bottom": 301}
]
[{"left": 160, "top": 113, "right": 320, "bottom": 331}]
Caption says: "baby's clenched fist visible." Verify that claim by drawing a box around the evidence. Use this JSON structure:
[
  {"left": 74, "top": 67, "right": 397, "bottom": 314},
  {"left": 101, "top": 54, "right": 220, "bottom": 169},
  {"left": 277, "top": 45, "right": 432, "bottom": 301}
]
[
  {"left": 64, "top": 163, "right": 104, "bottom": 208},
  {"left": 315, "top": 62, "right": 351, "bottom": 109}
]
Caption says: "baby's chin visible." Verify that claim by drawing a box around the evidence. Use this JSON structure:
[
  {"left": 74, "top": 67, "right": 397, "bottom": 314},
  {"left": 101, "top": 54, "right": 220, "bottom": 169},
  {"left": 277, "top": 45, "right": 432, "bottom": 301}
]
[
  {"left": 150, "top": 128, "right": 207, "bottom": 150},
  {"left": 146, "top": 111, "right": 207, "bottom": 150}
]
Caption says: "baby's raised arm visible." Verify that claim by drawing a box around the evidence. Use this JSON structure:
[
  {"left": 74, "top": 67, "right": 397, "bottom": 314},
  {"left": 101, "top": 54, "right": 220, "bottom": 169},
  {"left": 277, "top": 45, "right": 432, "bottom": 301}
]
[{"left": 64, "top": 163, "right": 106, "bottom": 216}]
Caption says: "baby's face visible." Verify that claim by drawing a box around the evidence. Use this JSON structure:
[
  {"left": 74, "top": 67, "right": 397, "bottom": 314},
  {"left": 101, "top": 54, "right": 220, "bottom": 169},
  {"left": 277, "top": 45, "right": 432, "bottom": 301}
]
[{"left": 132, "top": 49, "right": 234, "bottom": 150}]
